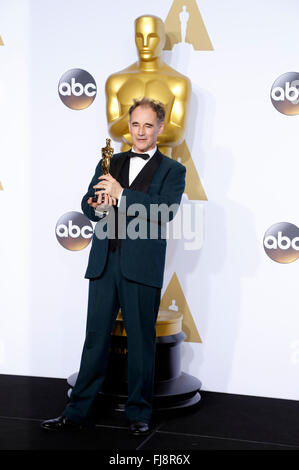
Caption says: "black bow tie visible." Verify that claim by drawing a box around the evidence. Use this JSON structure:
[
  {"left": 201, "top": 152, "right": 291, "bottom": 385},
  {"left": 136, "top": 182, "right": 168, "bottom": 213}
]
[{"left": 128, "top": 151, "right": 150, "bottom": 160}]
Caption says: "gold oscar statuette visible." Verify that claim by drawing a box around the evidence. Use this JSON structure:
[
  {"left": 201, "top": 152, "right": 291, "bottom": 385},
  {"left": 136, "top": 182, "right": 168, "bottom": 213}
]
[
  {"left": 101, "top": 137, "right": 114, "bottom": 174},
  {"left": 92, "top": 138, "right": 114, "bottom": 203}
]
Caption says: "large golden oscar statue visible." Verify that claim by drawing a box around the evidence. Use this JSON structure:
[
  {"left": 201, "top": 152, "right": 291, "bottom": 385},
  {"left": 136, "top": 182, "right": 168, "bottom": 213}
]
[{"left": 105, "top": 15, "right": 191, "bottom": 157}]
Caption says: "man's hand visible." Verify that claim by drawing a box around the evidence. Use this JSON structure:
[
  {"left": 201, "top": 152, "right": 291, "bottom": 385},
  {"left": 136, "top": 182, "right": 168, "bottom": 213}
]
[
  {"left": 87, "top": 193, "right": 116, "bottom": 209},
  {"left": 93, "top": 173, "right": 123, "bottom": 200}
]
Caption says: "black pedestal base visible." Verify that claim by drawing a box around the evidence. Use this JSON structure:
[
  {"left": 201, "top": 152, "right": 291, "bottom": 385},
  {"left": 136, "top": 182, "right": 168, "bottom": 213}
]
[
  {"left": 67, "top": 331, "right": 201, "bottom": 412},
  {"left": 67, "top": 371, "right": 201, "bottom": 412}
]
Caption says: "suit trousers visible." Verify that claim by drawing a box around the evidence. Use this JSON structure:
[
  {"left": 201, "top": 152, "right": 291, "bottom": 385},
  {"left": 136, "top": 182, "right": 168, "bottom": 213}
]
[{"left": 63, "top": 247, "right": 161, "bottom": 424}]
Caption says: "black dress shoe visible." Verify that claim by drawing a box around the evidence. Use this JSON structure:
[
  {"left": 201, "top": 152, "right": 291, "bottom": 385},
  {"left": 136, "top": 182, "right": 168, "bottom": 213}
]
[
  {"left": 41, "top": 415, "right": 85, "bottom": 431},
  {"left": 129, "top": 421, "right": 150, "bottom": 436}
]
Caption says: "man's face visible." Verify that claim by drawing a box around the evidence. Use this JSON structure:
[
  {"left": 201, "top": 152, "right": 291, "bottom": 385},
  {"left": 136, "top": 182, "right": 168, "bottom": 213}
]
[{"left": 129, "top": 106, "right": 164, "bottom": 153}]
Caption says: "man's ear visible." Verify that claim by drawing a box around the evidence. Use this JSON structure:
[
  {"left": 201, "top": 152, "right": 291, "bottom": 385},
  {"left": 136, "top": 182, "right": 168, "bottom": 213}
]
[{"left": 158, "top": 121, "right": 164, "bottom": 135}]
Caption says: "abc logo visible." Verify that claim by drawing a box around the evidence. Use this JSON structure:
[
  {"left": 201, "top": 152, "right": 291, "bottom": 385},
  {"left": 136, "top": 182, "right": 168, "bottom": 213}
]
[
  {"left": 271, "top": 72, "right": 299, "bottom": 115},
  {"left": 58, "top": 69, "right": 97, "bottom": 110},
  {"left": 55, "top": 211, "right": 93, "bottom": 251},
  {"left": 263, "top": 222, "right": 299, "bottom": 263}
]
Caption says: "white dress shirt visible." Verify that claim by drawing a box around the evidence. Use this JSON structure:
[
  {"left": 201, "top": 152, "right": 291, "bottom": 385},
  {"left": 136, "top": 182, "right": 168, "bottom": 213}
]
[{"left": 116, "top": 146, "right": 157, "bottom": 207}]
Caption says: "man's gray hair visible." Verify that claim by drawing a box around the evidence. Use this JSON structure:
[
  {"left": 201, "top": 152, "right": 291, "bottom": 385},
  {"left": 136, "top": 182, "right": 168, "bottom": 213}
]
[{"left": 129, "top": 97, "right": 165, "bottom": 124}]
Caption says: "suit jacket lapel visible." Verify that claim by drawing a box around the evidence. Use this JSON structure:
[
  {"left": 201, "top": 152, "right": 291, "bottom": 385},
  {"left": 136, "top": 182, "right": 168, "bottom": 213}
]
[{"left": 109, "top": 152, "right": 129, "bottom": 187}]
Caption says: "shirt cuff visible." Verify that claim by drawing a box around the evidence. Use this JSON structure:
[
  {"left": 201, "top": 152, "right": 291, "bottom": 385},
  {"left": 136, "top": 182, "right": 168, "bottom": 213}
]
[{"left": 94, "top": 206, "right": 107, "bottom": 219}]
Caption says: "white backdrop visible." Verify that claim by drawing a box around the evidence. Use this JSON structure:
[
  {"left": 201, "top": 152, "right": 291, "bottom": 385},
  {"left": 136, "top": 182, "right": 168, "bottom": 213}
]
[{"left": 0, "top": 0, "right": 298, "bottom": 400}]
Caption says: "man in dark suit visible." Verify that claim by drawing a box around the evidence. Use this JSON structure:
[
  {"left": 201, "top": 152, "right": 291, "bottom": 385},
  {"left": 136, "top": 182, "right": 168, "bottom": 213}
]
[{"left": 41, "top": 98, "right": 186, "bottom": 436}]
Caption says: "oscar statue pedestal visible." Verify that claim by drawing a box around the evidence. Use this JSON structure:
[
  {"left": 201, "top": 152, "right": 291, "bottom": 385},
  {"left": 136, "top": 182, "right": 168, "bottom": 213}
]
[{"left": 67, "top": 310, "right": 201, "bottom": 411}]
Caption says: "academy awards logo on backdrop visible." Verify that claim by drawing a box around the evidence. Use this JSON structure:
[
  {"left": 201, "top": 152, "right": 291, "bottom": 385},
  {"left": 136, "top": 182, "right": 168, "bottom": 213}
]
[
  {"left": 58, "top": 69, "right": 97, "bottom": 110},
  {"left": 164, "top": 0, "right": 213, "bottom": 50},
  {"left": 160, "top": 273, "right": 202, "bottom": 343},
  {"left": 55, "top": 211, "right": 93, "bottom": 250},
  {"left": 271, "top": 72, "right": 299, "bottom": 115},
  {"left": 263, "top": 222, "right": 299, "bottom": 263}
]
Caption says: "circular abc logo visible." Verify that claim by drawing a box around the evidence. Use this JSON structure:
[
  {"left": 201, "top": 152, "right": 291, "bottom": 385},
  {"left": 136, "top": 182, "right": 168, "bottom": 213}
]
[
  {"left": 55, "top": 211, "right": 93, "bottom": 251},
  {"left": 58, "top": 69, "right": 97, "bottom": 110},
  {"left": 263, "top": 222, "right": 299, "bottom": 263},
  {"left": 271, "top": 72, "right": 299, "bottom": 115}
]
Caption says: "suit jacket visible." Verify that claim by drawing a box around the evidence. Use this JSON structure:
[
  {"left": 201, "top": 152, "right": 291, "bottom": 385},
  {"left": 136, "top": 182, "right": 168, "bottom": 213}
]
[{"left": 81, "top": 148, "right": 186, "bottom": 288}]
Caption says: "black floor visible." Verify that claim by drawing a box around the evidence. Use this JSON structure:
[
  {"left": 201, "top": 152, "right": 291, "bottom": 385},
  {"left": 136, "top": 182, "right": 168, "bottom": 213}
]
[{"left": 0, "top": 374, "right": 299, "bottom": 452}]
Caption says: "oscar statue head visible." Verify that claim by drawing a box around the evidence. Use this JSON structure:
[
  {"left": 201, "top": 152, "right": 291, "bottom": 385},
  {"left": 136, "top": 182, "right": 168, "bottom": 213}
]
[{"left": 135, "top": 15, "right": 165, "bottom": 62}]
